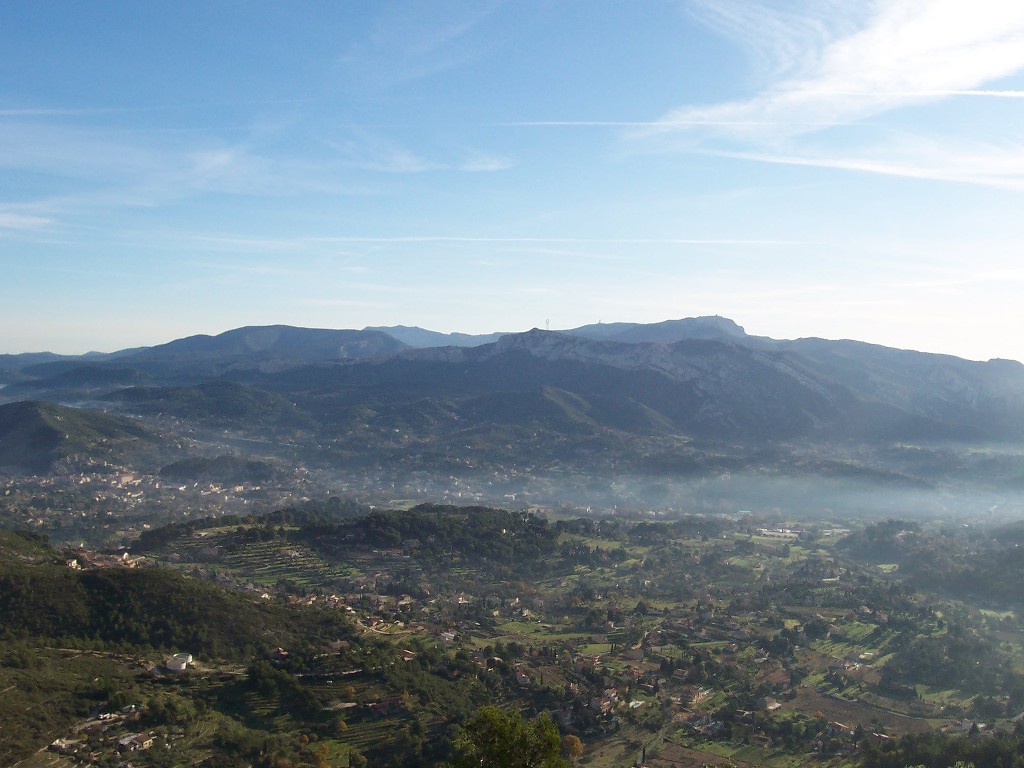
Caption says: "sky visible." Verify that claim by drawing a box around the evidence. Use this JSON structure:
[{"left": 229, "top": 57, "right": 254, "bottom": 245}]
[{"left": 3, "top": 1, "right": 1024, "bottom": 362}]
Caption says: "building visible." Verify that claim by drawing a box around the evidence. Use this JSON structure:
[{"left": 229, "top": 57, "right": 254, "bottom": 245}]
[
  {"left": 118, "top": 733, "right": 154, "bottom": 751},
  {"left": 166, "top": 653, "right": 192, "bottom": 672}
]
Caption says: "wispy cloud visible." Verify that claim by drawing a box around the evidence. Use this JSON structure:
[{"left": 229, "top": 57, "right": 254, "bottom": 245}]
[
  {"left": 304, "top": 236, "right": 802, "bottom": 245},
  {"left": 324, "top": 131, "right": 511, "bottom": 174},
  {"left": 0, "top": 121, "right": 165, "bottom": 180},
  {"left": 458, "top": 152, "right": 513, "bottom": 172},
  {"left": 327, "top": 132, "right": 443, "bottom": 174},
  {"left": 0, "top": 108, "right": 108, "bottom": 117},
  {"left": 334, "top": 1, "right": 504, "bottom": 91},
  {"left": 506, "top": 119, "right": 839, "bottom": 128},
  {"left": 124, "top": 232, "right": 805, "bottom": 261},
  {"left": 715, "top": 136, "right": 1024, "bottom": 190},
  {"left": 643, "top": 0, "right": 1024, "bottom": 189},
  {"left": 657, "top": 0, "right": 1024, "bottom": 141},
  {"left": 184, "top": 260, "right": 300, "bottom": 277},
  {"left": 0, "top": 211, "right": 53, "bottom": 230},
  {"left": 500, "top": 83, "right": 1024, "bottom": 128},
  {"left": 300, "top": 298, "right": 396, "bottom": 309},
  {"left": 683, "top": 0, "right": 863, "bottom": 84},
  {"left": 0, "top": 98, "right": 318, "bottom": 119},
  {"left": 0, "top": 113, "right": 364, "bottom": 229}
]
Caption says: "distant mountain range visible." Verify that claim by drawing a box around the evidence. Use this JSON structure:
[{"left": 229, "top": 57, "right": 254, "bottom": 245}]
[
  {"left": 0, "top": 316, "right": 750, "bottom": 376},
  {"left": 2, "top": 317, "right": 1023, "bottom": 480}
]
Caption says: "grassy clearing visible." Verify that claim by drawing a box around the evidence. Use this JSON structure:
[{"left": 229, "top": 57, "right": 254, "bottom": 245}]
[
  {"left": 575, "top": 537, "right": 627, "bottom": 550},
  {"left": 840, "top": 621, "right": 878, "bottom": 642},
  {"left": 385, "top": 499, "right": 420, "bottom": 510},
  {"left": 980, "top": 608, "right": 1016, "bottom": 620},
  {"left": 915, "top": 686, "right": 968, "bottom": 707},
  {"left": 318, "top": 738, "right": 354, "bottom": 767}
]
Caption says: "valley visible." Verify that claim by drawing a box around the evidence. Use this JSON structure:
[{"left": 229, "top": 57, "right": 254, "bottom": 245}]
[{"left": 3, "top": 318, "right": 1024, "bottom": 768}]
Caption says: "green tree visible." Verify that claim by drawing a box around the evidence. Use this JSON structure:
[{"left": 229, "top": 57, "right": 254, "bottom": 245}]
[{"left": 449, "top": 706, "right": 569, "bottom": 768}]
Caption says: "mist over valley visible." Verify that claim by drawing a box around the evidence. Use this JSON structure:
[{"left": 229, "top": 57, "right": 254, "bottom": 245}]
[{"left": 2, "top": 317, "right": 1023, "bottom": 545}]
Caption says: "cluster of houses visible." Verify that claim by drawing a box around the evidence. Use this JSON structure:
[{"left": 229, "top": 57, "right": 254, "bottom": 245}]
[
  {"left": 590, "top": 687, "right": 621, "bottom": 715},
  {"left": 2, "top": 463, "right": 305, "bottom": 545},
  {"left": 66, "top": 549, "right": 141, "bottom": 570},
  {"left": 48, "top": 704, "right": 153, "bottom": 761}
]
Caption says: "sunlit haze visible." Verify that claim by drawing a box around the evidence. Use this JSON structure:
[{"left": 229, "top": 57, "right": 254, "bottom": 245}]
[{"left": 3, "top": 1, "right": 1024, "bottom": 361}]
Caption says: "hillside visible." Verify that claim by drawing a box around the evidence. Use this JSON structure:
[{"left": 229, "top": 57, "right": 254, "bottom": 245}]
[
  {"left": 108, "top": 380, "right": 315, "bottom": 432},
  {"left": 159, "top": 454, "right": 281, "bottom": 484},
  {"left": 0, "top": 528, "right": 352, "bottom": 657},
  {"left": 2, "top": 364, "right": 153, "bottom": 398},
  {"left": 0, "top": 356, "right": 62, "bottom": 387},
  {"left": 0, "top": 526, "right": 359, "bottom": 765},
  {"left": 565, "top": 314, "right": 748, "bottom": 344},
  {"left": 0, "top": 400, "right": 156, "bottom": 474},
  {"left": 364, "top": 324, "right": 508, "bottom": 348},
  {"left": 246, "top": 329, "right": 1024, "bottom": 443}
]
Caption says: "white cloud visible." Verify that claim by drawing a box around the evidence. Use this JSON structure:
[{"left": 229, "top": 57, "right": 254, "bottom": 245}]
[
  {"left": 639, "top": 0, "right": 1024, "bottom": 190},
  {"left": 684, "top": 0, "right": 863, "bottom": 84},
  {"left": 660, "top": 0, "right": 1024, "bottom": 142}
]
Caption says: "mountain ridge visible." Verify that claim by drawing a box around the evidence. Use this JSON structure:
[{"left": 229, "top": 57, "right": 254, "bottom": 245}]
[
  {"left": 2, "top": 318, "right": 1023, "bottom": 480},
  {"left": 6, "top": 316, "right": 1021, "bottom": 366}
]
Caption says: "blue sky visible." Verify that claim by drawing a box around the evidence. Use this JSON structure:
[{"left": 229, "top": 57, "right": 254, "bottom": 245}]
[{"left": 3, "top": 1, "right": 1024, "bottom": 361}]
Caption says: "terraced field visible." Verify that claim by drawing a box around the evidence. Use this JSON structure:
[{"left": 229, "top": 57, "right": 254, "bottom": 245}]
[
  {"left": 169, "top": 534, "right": 358, "bottom": 589},
  {"left": 220, "top": 540, "right": 356, "bottom": 588}
]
